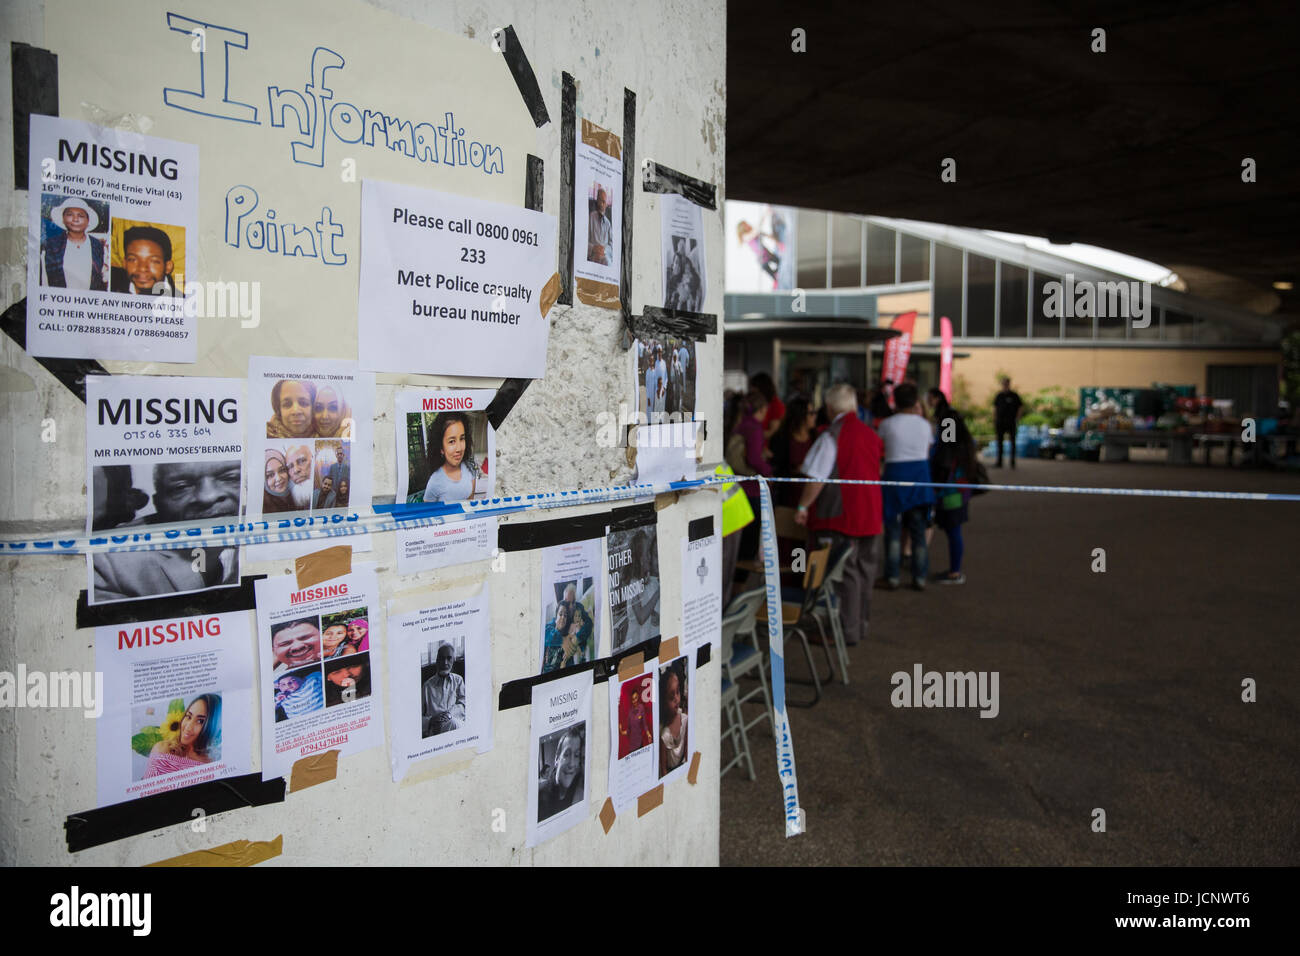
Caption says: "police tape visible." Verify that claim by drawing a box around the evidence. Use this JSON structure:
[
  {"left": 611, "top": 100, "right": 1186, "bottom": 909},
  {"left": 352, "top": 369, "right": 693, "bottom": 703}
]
[
  {"left": 758, "top": 478, "right": 806, "bottom": 838},
  {"left": 3, "top": 471, "right": 1298, "bottom": 555}
]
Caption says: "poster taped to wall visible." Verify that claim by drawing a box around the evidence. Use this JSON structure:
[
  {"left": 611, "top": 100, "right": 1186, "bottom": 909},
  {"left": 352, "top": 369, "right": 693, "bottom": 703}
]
[
  {"left": 85, "top": 375, "right": 244, "bottom": 606},
  {"left": 247, "top": 355, "right": 375, "bottom": 560},
  {"left": 573, "top": 119, "right": 622, "bottom": 309},
  {"left": 657, "top": 652, "right": 695, "bottom": 786},
  {"left": 387, "top": 586, "right": 493, "bottom": 781},
  {"left": 94, "top": 610, "right": 254, "bottom": 807},
  {"left": 539, "top": 539, "right": 603, "bottom": 673},
  {"left": 724, "top": 201, "right": 797, "bottom": 292},
  {"left": 396, "top": 518, "right": 497, "bottom": 577},
  {"left": 660, "top": 193, "right": 706, "bottom": 311},
  {"left": 606, "top": 521, "right": 661, "bottom": 654},
  {"left": 255, "top": 565, "right": 384, "bottom": 780},
  {"left": 394, "top": 389, "right": 496, "bottom": 504},
  {"left": 634, "top": 422, "right": 699, "bottom": 485},
  {"left": 607, "top": 656, "right": 659, "bottom": 810},
  {"left": 358, "top": 180, "right": 558, "bottom": 378},
  {"left": 26, "top": 115, "right": 200, "bottom": 362},
  {"left": 681, "top": 528, "right": 722, "bottom": 652},
  {"left": 633, "top": 335, "right": 696, "bottom": 424},
  {"left": 526, "top": 669, "right": 593, "bottom": 848}
]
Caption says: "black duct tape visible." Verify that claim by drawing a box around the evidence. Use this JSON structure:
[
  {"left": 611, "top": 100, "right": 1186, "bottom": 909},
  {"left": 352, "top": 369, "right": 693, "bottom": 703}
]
[
  {"left": 496, "top": 25, "right": 549, "bottom": 127},
  {"left": 633, "top": 305, "right": 717, "bottom": 339},
  {"left": 11, "top": 42, "right": 58, "bottom": 191},
  {"left": 486, "top": 155, "right": 547, "bottom": 430},
  {"left": 619, "top": 88, "right": 636, "bottom": 340},
  {"left": 498, "top": 635, "right": 713, "bottom": 711},
  {"left": 1, "top": 299, "right": 109, "bottom": 402},
  {"left": 76, "top": 576, "right": 264, "bottom": 631},
  {"left": 557, "top": 72, "right": 576, "bottom": 306},
  {"left": 642, "top": 160, "right": 717, "bottom": 210},
  {"left": 65, "top": 773, "right": 286, "bottom": 854},
  {"left": 688, "top": 514, "right": 714, "bottom": 541},
  {"left": 497, "top": 501, "right": 655, "bottom": 553}
]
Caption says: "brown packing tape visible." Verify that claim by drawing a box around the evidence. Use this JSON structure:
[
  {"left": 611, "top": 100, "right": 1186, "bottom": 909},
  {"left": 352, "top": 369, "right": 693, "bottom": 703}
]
[
  {"left": 659, "top": 636, "right": 680, "bottom": 660},
  {"left": 294, "top": 545, "right": 352, "bottom": 590},
  {"left": 539, "top": 271, "right": 561, "bottom": 318},
  {"left": 687, "top": 751, "right": 702, "bottom": 785},
  {"left": 638, "top": 784, "right": 664, "bottom": 816},
  {"left": 575, "top": 277, "right": 620, "bottom": 310},
  {"left": 147, "top": 835, "right": 284, "bottom": 868},
  {"left": 654, "top": 491, "right": 680, "bottom": 511},
  {"left": 580, "top": 117, "right": 622, "bottom": 159},
  {"left": 617, "top": 650, "right": 645, "bottom": 682},
  {"left": 289, "top": 749, "right": 339, "bottom": 793},
  {"left": 599, "top": 797, "right": 617, "bottom": 834}
]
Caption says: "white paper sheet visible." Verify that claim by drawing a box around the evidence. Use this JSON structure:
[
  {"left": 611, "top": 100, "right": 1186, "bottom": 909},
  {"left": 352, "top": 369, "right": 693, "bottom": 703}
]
[
  {"left": 388, "top": 586, "right": 493, "bottom": 781},
  {"left": 358, "top": 179, "right": 557, "bottom": 377},
  {"left": 606, "top": 521, "right": 661, "bottom": 654},
  {"left": 254, "top": 564, "right": 384, "bottom": 780},
  {"left": 396, "top": 519, "right": 496, "bottom": 576},
  {"left": 660, "top": 193, "right": 706, "bottom": 311},
  {"left": 607, "top": 657, "right": 659, "bottom": 811},
  {"left": 573, "top": 121, "right": 621, "bottom": 296},
  {"left": 95, "top": 611, "right": 254, "bottom": 806},
  {"left": 85, "top": 374, "right": 244, "bottom": 605},
  {"left": 27, "top": 115, "right": 200, "bottom": 362},
  {"left": 526, "top": 669, "right": 593, "bottom": 848},
  {"left": 681, "top": 528, "right": 722, "bottom": 652},
  {"left": 539, "top": 538, "right": 604, "bottom": 673},
  {"left": 245, "top": 355, "right": 375, "bottom": 561},
  {"left": 634, "top": 422, "right": 699, "bottom": 485}
]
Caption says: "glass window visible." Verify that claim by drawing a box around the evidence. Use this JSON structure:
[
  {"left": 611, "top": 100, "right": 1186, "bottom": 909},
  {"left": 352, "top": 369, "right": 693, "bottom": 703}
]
[
  {"left": 1065, "top": 287, "right": 1095, "bottom": 339},
  {"left": 1131, "top": 303, "right": 1160, "bottom": 340},
  {"left": 796, "top": 210, "right": 827, "bottom": 289},
  {"left": 1163, "top": 308, "right": 1196, "bottom": 342},
  {"left": 899, "top": 233, "right": 930, "bottom": 282},
  {"left": 998, "top": 263, "right": 1028, "bottom": 338},
  {"left": 830, "top": 215, "right": 863, "bottom": 288},
  {"left": 866, "top": 224, "right": 896, "bottom": 286},
  {"left": 1032, "top": 272, "right": 1062, "bottom": 338},
  {"left": 933, "top": 243, "right": 963, "bottom": 335},
  {"left": 966, "top": 254, "right": 996, "bottom": 337}
]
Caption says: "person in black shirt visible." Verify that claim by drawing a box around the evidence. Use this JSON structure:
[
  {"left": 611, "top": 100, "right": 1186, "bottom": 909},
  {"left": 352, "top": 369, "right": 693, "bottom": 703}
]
[{"left": 992, "top": 377, "right": 1024, "bottom": 468}]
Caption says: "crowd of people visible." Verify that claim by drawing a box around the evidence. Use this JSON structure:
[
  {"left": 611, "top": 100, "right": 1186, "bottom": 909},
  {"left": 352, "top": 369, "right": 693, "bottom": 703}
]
[{"left": 723, "top": 373, "right": 985, "bottom": 645}]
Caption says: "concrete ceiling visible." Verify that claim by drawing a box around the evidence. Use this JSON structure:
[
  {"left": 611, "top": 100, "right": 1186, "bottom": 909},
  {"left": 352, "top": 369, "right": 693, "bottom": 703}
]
[{"left": 726, "top": 0, "right": 1300, "bottom": 321}]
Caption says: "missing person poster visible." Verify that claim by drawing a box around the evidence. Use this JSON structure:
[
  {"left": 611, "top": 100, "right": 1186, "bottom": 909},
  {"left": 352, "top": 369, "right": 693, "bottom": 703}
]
[
  {"left": 540, "top": 539, "right": 603, "bottom": 674},
  {"left": 85, "top": 374, "right": 244, "bottom": 606},
  {"left": 633, "top": 335, "right": 697, "bottom": 424},
  {"left": 607, "top": 657, "right": 659, "bottom": 810},
  {"left": 660, "top": 193, "right": 706, "bottom": 311},
  {"left": 358, "top": 179, "right": 558, "bottom": 378},
  {"left": 573, "top": 119, "right": 622, "bottom": 309},
  {"left": 254, "top": 565, "right": 384, "bottom": 780},
  {"left": 247, "top": 355, "right": 375, "bottom": 560},
  {"left": 526, "top": 669, "right": 593, "bottom": 848},
  {"left": 681, "top": 525, "right": 722, "bottom": 652},
  {"left": 657, "top": 651, "right": 695, "bottom": 786},
  {"left": 387, "top": 586, "right": 493, "bottom": 781},
  {"left": 606, "top": 521, "right": 661, "bottom": 654},
  {"left": 94, "top": 610, "right": 254, "bottom": 807},
  {"left": 27, "top": 115, "right": 200, "bottom": 362}
]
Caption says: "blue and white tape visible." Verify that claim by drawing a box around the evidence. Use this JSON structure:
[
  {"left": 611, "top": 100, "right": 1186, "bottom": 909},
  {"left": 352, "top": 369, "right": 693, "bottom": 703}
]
[{"left": 758, "top": 477, "right": 805, "bottom": 838}]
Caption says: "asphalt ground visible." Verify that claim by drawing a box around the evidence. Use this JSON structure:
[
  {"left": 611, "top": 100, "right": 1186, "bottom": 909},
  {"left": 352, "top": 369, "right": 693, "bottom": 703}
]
[{"left": 719, "top": 457, "right": 1300, "bottom": 865}]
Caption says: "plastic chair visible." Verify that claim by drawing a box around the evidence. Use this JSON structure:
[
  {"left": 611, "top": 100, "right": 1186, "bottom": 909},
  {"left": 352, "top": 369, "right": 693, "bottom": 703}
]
[
  {"left": 719, "top": 603, "right": 756, "bottom": 780},
  {"left": 721, "top": 587, "right": 774, "bottom": 744},
  {"left": 809, "top": 541, "right": 857, "bottom": 685},
  {"left": 757, "top": 546, "right": 832, "bottom": 706}
]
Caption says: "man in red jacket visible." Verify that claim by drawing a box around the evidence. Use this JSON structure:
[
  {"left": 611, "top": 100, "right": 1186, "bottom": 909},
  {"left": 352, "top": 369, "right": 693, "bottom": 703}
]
[{"left": 794, "top": 382, "right": 883, "bottom": 645}]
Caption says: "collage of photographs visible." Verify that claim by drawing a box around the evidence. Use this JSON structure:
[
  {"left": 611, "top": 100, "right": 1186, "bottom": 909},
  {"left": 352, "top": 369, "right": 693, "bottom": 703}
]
[{"left": 269, "top": 609, "right": 373, "bottom": 723}]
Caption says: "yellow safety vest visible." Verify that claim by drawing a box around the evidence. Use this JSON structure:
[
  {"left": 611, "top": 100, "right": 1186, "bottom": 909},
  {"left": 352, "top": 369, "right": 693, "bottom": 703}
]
[{"left": 715, "top": 464, "right": 755, "bottom": 536}]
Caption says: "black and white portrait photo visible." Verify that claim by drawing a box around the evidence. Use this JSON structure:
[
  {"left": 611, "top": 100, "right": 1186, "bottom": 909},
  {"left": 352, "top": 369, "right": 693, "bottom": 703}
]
[
  {"left": 421, "top": 639, "right": 467, "bottom": 738},
  {"left": 537, "top": 723, "right": 586, "bottom": 823}
]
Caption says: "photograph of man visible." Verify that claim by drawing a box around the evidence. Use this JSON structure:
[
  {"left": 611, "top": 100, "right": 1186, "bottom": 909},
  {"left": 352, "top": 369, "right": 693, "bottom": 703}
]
[
  {"left": 664, "top": 236, "right": 703, "bottom": 312},
  {"left": 262, "top": 448, "right": 296, "bottom": 514},
  {"left": 587, "top": 184, "right": 613, "bottom": 265},
  {"left": 421, "top": 641, "right": 466, "bottom": 739},
  {"left": 324, "top": 654, "right": 371, "bottom": 707},
  {"left": 91, "top": 460, "right": 241, "bottom": 603},
  {"left": 110, "top": 224, "right": 180, "bottom": 296},
  {"left": 314, "top": 470, "right": 335, "bottom": 510},
  {"left": 644, "top": 344, "right": 667, "bottom": 423},
  {"left": 537, "top": 725, "right": 585, "bottom": 822},
  {"left": 284, "top": 443, "right": 315, "bottom": 509},
  {"left": 39, "top": 194, "right": 109, "bottom": 290},
  {"left": 313, "top": 441, "right": 348, "bottom": 509},
  {"left": 267, "top": 380, "right": 317, "bottom": 439},
  {"left": 270, "top": 618, "right": 323, "bottom": 674},
  {"left": 273, "top": 666, "right": 324, "bottom": 722}
]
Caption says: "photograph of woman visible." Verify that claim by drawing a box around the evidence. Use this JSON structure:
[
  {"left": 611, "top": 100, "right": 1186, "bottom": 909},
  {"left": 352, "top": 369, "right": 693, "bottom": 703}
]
[
  {"left": 537, "top": 725, "right": 585, "bottom": 822},
  {"left": 263, "top": 448, "right": 296, "bottom": 514},
  {"left": 659, "top": 659, "right": 689, "bottom": 776},
  {"left": 144, "top": 693, "right": 219, "bottom": 778},
  {"left": 345, "top": 614, "right": 370, "bottom": 653},
  {"left": 313, "top": 384, "right": 354, "bottom": 438},
  {"left": 267, "top": 379, "right": 316, "bottom": 438},
  {"left": 422, "top": 411, "right": 481, "bottom": 503}
]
